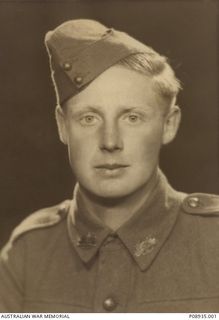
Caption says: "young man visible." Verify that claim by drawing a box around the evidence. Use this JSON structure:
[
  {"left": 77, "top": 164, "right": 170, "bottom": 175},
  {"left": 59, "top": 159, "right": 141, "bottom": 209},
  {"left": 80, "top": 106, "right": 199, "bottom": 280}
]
[{"left": 0, "top": 19, "right": 219, "bottom": 313}]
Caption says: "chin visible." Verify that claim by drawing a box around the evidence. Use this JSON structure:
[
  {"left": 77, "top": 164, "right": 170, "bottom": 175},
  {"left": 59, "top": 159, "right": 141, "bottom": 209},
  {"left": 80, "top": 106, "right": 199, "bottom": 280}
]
[
  {"left": 95, "top": 190, "right": 130, "bottom": 200},
  {"left": 78, "top": 171, "right": 150, "bottom": 200},
  {"left": 86, "top": 182, "right": 140, "bottom": 200}
]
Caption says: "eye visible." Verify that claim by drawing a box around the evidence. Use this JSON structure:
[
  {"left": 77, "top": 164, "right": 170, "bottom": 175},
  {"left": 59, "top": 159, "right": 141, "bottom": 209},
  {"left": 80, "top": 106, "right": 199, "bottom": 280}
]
[
  {"left": 128, "top": 114, "right": 139, "bottom": 122},
  {"left": 123, "top": 113, "right": 142, "bottom": 124},
  {"left": 79, "top": 114, "right": 100, "bottom": 126}
]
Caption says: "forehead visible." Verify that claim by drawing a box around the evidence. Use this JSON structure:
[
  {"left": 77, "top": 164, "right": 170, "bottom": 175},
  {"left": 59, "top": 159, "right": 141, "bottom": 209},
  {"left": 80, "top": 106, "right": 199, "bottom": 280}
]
[{"left": 64, "top": 65, "right": 165, "bottom": 113}]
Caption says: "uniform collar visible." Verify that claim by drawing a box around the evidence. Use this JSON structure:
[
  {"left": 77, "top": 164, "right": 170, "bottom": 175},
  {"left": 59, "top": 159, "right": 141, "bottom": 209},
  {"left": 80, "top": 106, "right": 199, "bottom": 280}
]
[{"left": 67, "top": 170, "right": 183, "bottom": 270}]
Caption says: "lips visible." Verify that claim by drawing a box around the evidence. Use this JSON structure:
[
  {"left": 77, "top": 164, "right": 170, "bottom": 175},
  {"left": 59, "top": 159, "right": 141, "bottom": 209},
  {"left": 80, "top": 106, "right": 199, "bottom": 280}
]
[{"left": 95, "top": 164, "right": 129, "bottom": 170}]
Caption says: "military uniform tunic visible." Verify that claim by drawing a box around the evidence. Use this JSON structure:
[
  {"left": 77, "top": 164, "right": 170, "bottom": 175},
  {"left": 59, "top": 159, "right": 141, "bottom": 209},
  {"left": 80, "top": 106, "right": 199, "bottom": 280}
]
[{"left": 1, "top": 172, "right": 219, "bottom": 312}]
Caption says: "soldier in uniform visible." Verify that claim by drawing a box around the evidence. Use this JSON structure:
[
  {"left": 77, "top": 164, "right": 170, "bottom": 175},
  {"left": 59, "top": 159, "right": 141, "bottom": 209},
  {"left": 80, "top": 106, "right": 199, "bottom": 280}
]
[{"left": 0, "top": 19, "right": 219, "bottom": 313}]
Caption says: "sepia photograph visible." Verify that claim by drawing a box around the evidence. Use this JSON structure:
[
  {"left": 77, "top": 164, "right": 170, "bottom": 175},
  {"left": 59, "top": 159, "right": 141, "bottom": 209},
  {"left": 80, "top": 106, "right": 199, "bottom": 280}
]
[{"left": 0, "top": 0, "right": 218, "bottom": 313}]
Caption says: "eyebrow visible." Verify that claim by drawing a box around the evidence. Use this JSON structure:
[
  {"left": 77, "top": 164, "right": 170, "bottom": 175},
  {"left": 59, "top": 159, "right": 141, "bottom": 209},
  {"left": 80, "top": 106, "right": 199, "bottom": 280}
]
[
  {"left": 70, "top": 104, "right": 153, "bottom": 116},
  {"left": 72, "top": 105, "right": 102, "bottom": 113}
]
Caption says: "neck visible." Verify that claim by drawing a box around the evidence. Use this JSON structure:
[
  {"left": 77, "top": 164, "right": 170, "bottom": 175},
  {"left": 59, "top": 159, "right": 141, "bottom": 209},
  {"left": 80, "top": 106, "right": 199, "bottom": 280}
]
[{"left": 78, "top": 168, "right": 159, "bottom": 231}]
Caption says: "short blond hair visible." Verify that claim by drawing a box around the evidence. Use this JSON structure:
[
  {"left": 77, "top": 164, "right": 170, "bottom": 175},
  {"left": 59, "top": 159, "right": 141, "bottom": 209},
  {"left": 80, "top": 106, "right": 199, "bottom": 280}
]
[{"left": 117, "top": 52, "right": 182, "bottom": 106}]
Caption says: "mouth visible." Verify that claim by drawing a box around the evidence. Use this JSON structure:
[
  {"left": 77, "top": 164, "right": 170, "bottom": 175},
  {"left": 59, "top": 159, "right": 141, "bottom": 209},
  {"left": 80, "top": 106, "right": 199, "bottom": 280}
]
[{"left": 95, "top": 164, "right": 129, "bottom": 170}]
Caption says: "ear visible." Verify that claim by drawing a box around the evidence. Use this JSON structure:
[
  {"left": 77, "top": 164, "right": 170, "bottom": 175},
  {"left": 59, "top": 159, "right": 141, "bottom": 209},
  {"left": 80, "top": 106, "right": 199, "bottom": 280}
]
[
  {"left": 162, "top": 105, "right": 181, "bottom": 145},
  {"left": 55, "top": 105, "right": 68, "bottom": 145}
]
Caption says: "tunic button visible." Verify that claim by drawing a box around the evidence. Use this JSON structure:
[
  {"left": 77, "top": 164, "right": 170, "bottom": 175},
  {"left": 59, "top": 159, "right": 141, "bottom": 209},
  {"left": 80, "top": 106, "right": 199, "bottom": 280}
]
[
  {"left": 103, "top": 297, "right": 117, "bottom": 311},
  {"left": 74, "top": 76, "right": 83, "bottom": 85},
  {"left": 62, "top": 61, "right": 72, "bottom": 71},
  {"left": 188, "top": 196, "right": 199, "bottom": 208}
]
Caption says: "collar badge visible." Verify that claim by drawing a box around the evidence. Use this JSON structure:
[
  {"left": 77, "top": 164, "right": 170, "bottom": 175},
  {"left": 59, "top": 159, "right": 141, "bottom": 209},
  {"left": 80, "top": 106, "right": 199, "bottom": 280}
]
[
  {"left": 77, "top": 232, "right": 97, "bottom": 248},
  {"left": 134, "top": 235, "right": 157, "bottom": 257}
]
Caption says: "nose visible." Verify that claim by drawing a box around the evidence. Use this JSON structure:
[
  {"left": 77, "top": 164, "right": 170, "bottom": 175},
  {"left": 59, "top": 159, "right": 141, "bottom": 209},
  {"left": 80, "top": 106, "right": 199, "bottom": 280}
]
[{"left": 99, "top": 121, "right": 123, "bottom": 152}]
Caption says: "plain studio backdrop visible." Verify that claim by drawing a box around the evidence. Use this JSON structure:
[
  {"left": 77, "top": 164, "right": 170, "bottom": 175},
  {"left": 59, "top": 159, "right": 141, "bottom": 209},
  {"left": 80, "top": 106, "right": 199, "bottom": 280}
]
[{"left": 0, "top": 0, "right": 218, "bottom": 247}]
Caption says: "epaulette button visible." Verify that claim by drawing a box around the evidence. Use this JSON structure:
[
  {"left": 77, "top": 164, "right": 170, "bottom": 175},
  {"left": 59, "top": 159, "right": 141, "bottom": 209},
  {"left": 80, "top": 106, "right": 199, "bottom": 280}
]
[
  {"left": 59, "top": 202, "right": 67, "bottom": 213},
  {"left": 104, "top": 28, "right": 113, "bottom": 36},
  {"left": 188, "top": 196, "right": 199, "bottom": 208}
]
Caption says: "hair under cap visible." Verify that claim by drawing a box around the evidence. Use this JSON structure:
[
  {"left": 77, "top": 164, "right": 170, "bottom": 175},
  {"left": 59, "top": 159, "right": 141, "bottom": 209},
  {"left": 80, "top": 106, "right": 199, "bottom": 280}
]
[{"left": 45, "top": 19, "right": 157, "bottom": 105}]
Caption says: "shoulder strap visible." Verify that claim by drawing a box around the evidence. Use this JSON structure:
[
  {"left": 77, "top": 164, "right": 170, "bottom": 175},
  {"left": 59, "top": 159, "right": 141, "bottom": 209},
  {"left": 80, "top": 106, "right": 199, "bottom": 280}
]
[
  {"left": 182, "top": 193, "right": 219, "bottom": 215},
  {"left": 9, "top": 200, "right": 71, "bottom": 244}
]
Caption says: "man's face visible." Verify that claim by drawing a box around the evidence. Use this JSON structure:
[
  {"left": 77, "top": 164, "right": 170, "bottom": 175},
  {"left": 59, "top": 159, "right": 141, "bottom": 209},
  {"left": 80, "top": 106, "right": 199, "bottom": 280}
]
[{"left": 57, "top": 65, "right": 179, "bottom": 199}]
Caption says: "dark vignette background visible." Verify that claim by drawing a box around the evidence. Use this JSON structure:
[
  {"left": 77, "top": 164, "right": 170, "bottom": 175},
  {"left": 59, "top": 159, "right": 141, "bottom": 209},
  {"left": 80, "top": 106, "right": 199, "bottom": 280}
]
[{"left": 0, "top": 0, "right": 218, "bottom": 247}]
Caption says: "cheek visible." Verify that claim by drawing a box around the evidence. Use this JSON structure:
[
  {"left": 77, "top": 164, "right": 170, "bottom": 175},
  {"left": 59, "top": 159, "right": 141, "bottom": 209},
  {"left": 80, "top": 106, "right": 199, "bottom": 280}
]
[
  {"left": 125, "top": 125, "right": 164, "bottom": 161},
  {"left": 66, "top": 128, "right": 97, "bottom": 167}
]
